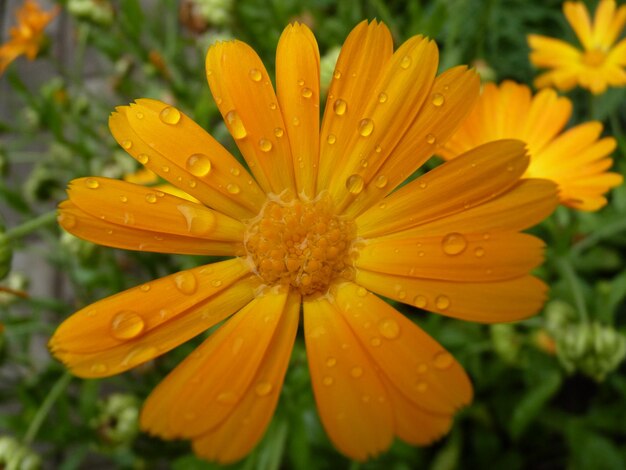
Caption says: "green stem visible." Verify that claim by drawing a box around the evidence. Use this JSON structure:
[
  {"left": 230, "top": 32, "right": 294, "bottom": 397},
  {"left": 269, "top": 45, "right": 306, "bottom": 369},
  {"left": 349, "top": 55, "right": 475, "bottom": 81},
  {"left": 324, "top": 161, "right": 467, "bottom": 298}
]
[
  {"left": 5, "top": 211, "right": 58, "bottom": 241},
  {"left": 555, "top": 257, "right": 589, "bottom": 324},
  {"left": 571, "top": 216, "right": 626, "bottom": 256},
  {"left": 23, "top": 372, "right": 72, "bottom": 445}
]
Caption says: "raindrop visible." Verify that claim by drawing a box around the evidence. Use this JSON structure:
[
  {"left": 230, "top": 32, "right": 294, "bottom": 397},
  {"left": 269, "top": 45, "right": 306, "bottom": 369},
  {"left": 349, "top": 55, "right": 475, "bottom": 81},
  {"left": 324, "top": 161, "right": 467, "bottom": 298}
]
[
  {"left": 358, "top": 118, "right": 374, "bottom": 137},
  {"left": 227, "top": 183, "right": 241, "bottom": 194},
  {"left": 217, "top": 392, "right": 238, "bottom": 404},
  {"left": 474, "top": 247, "right": 485, "bottom": 258},
  {"left": 435, "top": 295, "right": 451, "bottom": 310},
  {"left": 433, "top": 351, "right": 454, "bottom": 369},
  {"left": 326, "top": 357, "right": 337, "bottom": 367},
  {"left": 378, "top": 318, "right": 400, "bottom": 339},
  {"left": 413, "top": 295, "right": 427, "bottom": 308},
  {"left": 419, "top": 181, "right": 427, "bottom": 189},
  {"left": 139, "top": 283, "right": 151, "bottom": 292},
  {"left": 177, "top": 204, "right": 216, "bottom": 235},
  {"left": 269, "top": 102, "right": 277, "bottom": 110},
  {"left": 334, "top": 70, "right": 342, "bottom": 79},
  {"left": 225, "top": 110, "right": 248, "bottom": 139},
  {"left": 136, "top": 112, "right": 144, "bottom": 119},
  {"left": 137, "top": 154, "right": 149, "bottom": 164},
  {"left": 297, "top": 79, "right": 305, "bottom": 86},
  {"left": 400, "top": 55, "right": 412, "bottom": 69},
  {"left": 378, "top": 92, "right": 388, "bottom": 103},
  {"left": 374, "top": 174, "right": 388, "bottom": 189},
  {"left": 159, "top": 106, "right": 182, "bottom": 125},
  {"left": 145, "top": 193, "right": 157, "bottom": 204},
  {"left": 333, "top": 99, "right": 347, "bottom": 116},
  {"left": 122, "top": 140, "right": 132, "bottom": 149},
  {"left": 357, "top": 286, "right": 368, "bottom": 297},
  {"left": 417, "top": 363, "right": 428, "bottom": 374},
  {"left": 322, "top": 376, "right": 334, "bottom": 386},
  {"left": 327, "top": 134, "right": 337, "bottom": 145},
  {"left": 255, "top": 382, "right": 273, "bottom": 396},
  {"left": 301, "top": 87, "right": 313, "bottom": 98},
  {"left": 85, "top": 178, "right": 99, "bottom": 189},
  {"left": 230, "top": 167, "right": 241, "bottom": 176},
  {"left": 249, "top": 68, "right": 262, "bottom": 82},
  {"left": 432, "top": 93, "right": 445, "bottom": 107},
  {"left": 441, "top": 232, "right": 467, "bottom": 256},
  {"left": 426, "top": 134, "right": 436, "bottom": 144},
  {"left": 120, "top": 195, "right": 128, "bottom": 203},
  {"left": 370, "top": 337, "right": 381, "bottom": 347},
  {"left": 345, "top": 174, "right": 364, "bottom": 194},
  {"left": 174, "top": 271, "right": 198, "bottom": 295},
  {"left": 186, "top": 153, "right": 212, "bottom": 177},
  {"left": 111, "top": 311, "right": 145, "bottom": 340},
  {"left": 350, "top": 367, "right": 363, "bottom": 378},
  {"left": 274, "top": 127, "right": 284, "bottom": 138},
  {"left": 292, "top": 117, "right": 300, "bottom": 126},
  {"left": 211, "top": 279, "right": 223, "bottom": 287},
  {"left": 259, "top": 139, "right": 273, "bottom": 152},
  {"left": 90, "top": 363, "right": 108, "bottom": 374}
]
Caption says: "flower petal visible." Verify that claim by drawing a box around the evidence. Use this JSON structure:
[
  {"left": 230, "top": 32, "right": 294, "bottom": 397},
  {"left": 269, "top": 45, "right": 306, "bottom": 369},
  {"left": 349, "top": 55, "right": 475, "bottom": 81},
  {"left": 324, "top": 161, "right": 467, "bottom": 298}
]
[
  {"left": 345, "top": 66, "right": 480, "bottom": 217},
  {"left": 276, "top": 23, "right": 320, "bottom": 197},
  {"left": 65, "top": 177, "right": 244, "bottom": 242},
  {"left": 355, "top": 271, "right": 548, "bottom": 323},
  {"left": 58, "top": 201, "right": 242, "bottom": 256},
  {"left": 527, "top": 34, "right": 583, "bottom": 66},
  {"left": 356, "top": 232, "right": 545, "bottom": 282},
  {"left": 318, "top": 20, "right": 393, "bottom": 195},
  {"left": 109, "top": 101, "right": 262, "bottom": 219},
  {"left": 141, "top": 288, "right": 291, "bottom": 438},
  {"left": 49, "top": 259, "right": 254, "bottom": 377},
  {"left": 206, "top": 41, "right": 296, "bottom": 194},
  {"left": 356, "top": 140, "right": 530, "bottom": 239},
  {"left": 191, "top": 292, "right": 300, "bottom": 463},
  {"left": 303, "top": 294, "right": 393, "bottom": 461},
  {"left": 564, "top": 1, "right": 593, "bottom": 50}
]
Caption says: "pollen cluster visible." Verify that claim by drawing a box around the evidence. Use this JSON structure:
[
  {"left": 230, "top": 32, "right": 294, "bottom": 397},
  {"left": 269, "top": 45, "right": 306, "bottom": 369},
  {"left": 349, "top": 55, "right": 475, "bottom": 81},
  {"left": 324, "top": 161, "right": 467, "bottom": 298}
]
[{"left": 244, "top": 195, "right": 356, "bottom": 295}]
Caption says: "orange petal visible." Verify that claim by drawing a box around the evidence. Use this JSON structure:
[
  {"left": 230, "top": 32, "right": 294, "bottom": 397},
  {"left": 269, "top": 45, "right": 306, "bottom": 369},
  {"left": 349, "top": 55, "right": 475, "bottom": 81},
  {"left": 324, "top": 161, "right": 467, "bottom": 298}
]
[
  {"left": 317, "top": 20, "right": 393, "bottom": 195},
  {"left": 355, "top": 270, "right": 548, "bottom": 323},
  {"left": 192, "top": 292, "right": 300, "bottom": 463},
  {"left": 109, "top": 101, "right": 262, "bottom": 219},
  {"left": 65, "top": 177, "right": 244, "bottom": 242},
  {"left": 141, "top": 288, "right": 290, "bottom": 438},
  {"left": 303, "top": 294, "right": 393, "bottom": 461},
  {"left": 345, "top": 66, "right": 480, "bottom": 217},
  {"left": 334, "top": 282, "right": 472, "bottom": 414},
  {"left": 276, "top": 23, "right": 320, "bottom": 197},
  {"left": 49, "top": 259, "right": 255, "bottom": 377},
  {"left": 564, "top": 1, "right": 593, "bottom": 50},
  {"left": 356, "top": 232, "right": 545, "bottom": 282},
  {"left": 356, "top": 140, "right": 530, "bottom": 238},
  {"left": 206, "top": 41, "right": 296, "bottom": 194}
]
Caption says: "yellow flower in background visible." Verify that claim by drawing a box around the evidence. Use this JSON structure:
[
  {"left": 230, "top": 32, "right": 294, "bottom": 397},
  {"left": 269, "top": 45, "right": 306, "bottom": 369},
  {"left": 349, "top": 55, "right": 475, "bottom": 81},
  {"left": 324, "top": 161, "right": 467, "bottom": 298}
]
[
  {"left": 0, "top": 0, "right": 58, "bottom": 74},
  {"left": 50, "top": 21, "right": 558, "bottom": 463},
  {"left": 528, "top": 0, "right": 626, "bottom": 94},
  {"left": 439, "top": 81, "right": 623, "bottom": 211}
]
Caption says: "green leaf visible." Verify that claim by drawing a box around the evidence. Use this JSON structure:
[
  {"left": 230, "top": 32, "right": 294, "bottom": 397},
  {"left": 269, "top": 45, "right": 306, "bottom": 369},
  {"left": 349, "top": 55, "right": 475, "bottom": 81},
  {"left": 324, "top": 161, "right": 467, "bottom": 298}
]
[{"left": 509, "top": 371, "right": 562, "bottom": 439}]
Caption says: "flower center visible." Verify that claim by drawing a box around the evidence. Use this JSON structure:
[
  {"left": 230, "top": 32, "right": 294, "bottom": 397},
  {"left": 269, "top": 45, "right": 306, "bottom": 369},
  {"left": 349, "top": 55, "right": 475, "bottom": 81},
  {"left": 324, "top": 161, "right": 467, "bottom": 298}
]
[
  {"left": 582, "top": 48, "right": 606, "bottom": 67},
  {"left": 244, "top": 194, "right": 356, "bottom": 295}
]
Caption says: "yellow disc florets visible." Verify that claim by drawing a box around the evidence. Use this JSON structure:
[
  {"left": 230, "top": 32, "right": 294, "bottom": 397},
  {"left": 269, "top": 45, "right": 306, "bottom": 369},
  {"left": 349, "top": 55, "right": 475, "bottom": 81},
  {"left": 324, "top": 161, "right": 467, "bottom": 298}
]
[{"left": 244, "top": 194, "right": 356, "bottom": 295}]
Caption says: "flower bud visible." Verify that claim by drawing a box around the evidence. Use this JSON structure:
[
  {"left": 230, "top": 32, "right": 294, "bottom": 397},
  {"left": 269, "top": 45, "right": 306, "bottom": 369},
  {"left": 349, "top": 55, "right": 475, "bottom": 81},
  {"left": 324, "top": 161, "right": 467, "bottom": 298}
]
[
  {"left": 0, "top": 435, "right": 42, "bottom": 470},
  {"left": 92, "top": 394, "right": 140, "bottom": 447},
  {"left": 490, "top": 324, "right": 521, "bottom": 364}
]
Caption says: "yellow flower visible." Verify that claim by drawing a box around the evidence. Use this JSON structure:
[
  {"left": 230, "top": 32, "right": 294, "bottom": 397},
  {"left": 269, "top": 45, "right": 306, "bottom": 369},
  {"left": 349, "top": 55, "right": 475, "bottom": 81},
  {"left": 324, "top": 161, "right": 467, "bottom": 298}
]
[
  {"left": 50, "top": 21, "right": 558, "bottom": 462},
  {"left": 0, "top": 0, "right": 58, "bottom": 74},
  {"left": 439, "top": 81, "right": 622, "bottom": 211},
  {"left": 528, "top": 0, "right": 626, "bottom": 94}
]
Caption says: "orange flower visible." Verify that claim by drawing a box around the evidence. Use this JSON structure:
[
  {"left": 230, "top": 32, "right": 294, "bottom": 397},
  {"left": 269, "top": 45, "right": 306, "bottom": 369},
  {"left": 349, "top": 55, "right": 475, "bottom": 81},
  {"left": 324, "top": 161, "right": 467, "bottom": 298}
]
[
  {"left": 439, "top": 81, "right": 622, "bottom": 211},
  {"left": 528, "top": 0, "right": 626, "bottom": 94},
  {"left": 0, "top": 0, "right": 58, "bottom": 74},
  {"left": 50, "top": 21, "right": 558, "bottom": 462}
]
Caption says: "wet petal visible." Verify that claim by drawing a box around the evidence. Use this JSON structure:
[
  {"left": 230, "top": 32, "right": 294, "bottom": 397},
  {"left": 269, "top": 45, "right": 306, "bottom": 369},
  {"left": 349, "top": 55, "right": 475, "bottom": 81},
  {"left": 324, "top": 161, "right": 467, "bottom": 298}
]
[
  {"left": 192, "top": 292, "right": 300, "bottom": 463},
  {"left": 303, "top": 294, "right": 393, "bottom": 461},
  {"left": 49, "top": 259, "right": 254, "bottom": 377}
]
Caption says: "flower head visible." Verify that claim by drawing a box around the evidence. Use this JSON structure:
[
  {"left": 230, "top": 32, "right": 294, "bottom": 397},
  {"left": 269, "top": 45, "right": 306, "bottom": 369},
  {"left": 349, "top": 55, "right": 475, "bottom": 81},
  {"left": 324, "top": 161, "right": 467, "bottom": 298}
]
[
  {"left": 439, "top": 80, "right": 622, "bottom": 211},
  {"left": 528, "top": 0, "right": 626, "bottom": 94},
  {"left": 50, "top": 21, "right": 558, "bottom": 462},
  {"left": 0, "top": 0, "right": 58, "bottom": 74}
]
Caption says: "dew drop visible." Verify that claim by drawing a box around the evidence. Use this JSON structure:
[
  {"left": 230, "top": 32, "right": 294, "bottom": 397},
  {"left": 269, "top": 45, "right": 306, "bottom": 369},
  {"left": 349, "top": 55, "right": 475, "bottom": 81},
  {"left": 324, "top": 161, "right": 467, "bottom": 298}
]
[
  {"left": 292, "top": 117, "right": 300, "bottom": 126},
  {"left": 139, "top": 283, "right": 151, "bottom": 292},
  {"left": 186, "top": 153, "right": 212, "bottom": 177},
  {"left": 326, "top": 357, "right": 337, "bottom": 367},
  {"left": 249, "top": 68, "right": 262, "bottom": 82},
  {"left": 435, "top": 295, "right": 451, "bottom": 310},
  {"left": 111, "top": 310, "right": 145, "bottom": 340},
  {"left": 85, "top": 178, "right": 99, "bottom": 189},
  {"left": 333, "top": 99, "right": 347, "bottom": 116},
  {"left": 419, "top": 181, "right": 427, "bottom": 189},
  {"left": 433, "top": 351, "right": 454, "bottom": 369},
  {"left": 474, "top": 247, "right": 485, "bottom": 258},
  {"left": 119, "top": 195, "right": 128, "bottom": 203},
  {"left": 413, "top": 295, "right": 427, "bottom": 308},
  {"left": 274, "top": 127, "right": 284, "bottom": 138},
  {"left": 400, "top": 55, "right": 412, "bottom": 69},
  {"left": 426, "top": 134, "right": 436, "bottom": 144},
  {"left": 370, "top": 337, "right": 381, "bottom": 347},
  {"left": 145, "top": 193, "right": 157, "bottom": 204},
  {"left": 225, "top": 110, "right": 248, "bottom": 139},
  {"left": 301, "top": 87, "right": 313, "bottom": 98},
  {"left": 322, "top": 376, "right": 334, "bottom": 386},
  {"left": 255, "top": 381, "right": 273, "bottom": 396},
  {"left": 159, "top": 106, "right": 181, "bottom": 125},
  {"left": 432, "top": 93, "right": 445, "bottom": 107},
  {"left": 417, "top": 363, "right": 428, "bottom": 374},
  {"left": 378, "top": 92, "right": 388, "bottom": 103},
  {"left": 358, "top": 118, "right": 374, "bottom": 137},
  {"left": 174, "top": 271, "right": 198, "bottom": 295},
  {"left": 227, "top": 183, "right": 241, "bottom": 194},
  {"left": 137, "top": 154, "right": 149, "bottom": 164},
  {"left": 334, "top": 70, "right": 342, "bottom": 79},
  {"left": 259, "top": 139, "right": 273, "bottom": 152},
  {"left": 441, "top": 232, "right": 467, "bottom": 256},
  {"left": 230, "top": 167, "right": 241, "bottom": 176},
  {"left": 90, "top": 363, "right": 108, "bottom": 374},
  {"left": 374, "top": 174, "right": 388, "bottom": 189},
  {"left": 356, "top": 286, "right": 368, "bottom": 297},
  {"left": 269, "top": 102, "right": 277, "bottom": 110},
  {"left": 136, "top": 112, "right": 144, "bottom": 119},
  {"left": 297, "top": 79, "right": 305, "bottom": 86},
  {"left": 177, "top": 204, "right": 216, "bottom": 235},
  {"left": 345, "top": 174, "right": 364, "bottom": 195},
  {"left": 350, "top": 366, "right": 363, "bottom": 378},
  {"left": 378, "top": 318, "right": 400, "bottom": 339},
  {"left": 121, "top": 140, "right": 132, "bottom": 149},
  {"left": 217, "top": 392, "right": 238, "bottom": 404},
  {"left": 360, "top": 159, "right": 369, "bottom": 168},
  {"left": 211, "top": 279, "right": 223, "bottom": 287},
  {"left": 327, "top": 134, "right": 337, "bottom": 145}
]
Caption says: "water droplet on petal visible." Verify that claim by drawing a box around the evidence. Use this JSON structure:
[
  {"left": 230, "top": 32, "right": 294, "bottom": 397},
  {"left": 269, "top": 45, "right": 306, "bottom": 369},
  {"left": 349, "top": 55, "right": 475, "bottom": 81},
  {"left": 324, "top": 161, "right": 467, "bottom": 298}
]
[
  {"left": 432, "top": 93, "right": 445, "bottom": 107},
  {"left": 370, "top": 337, "right": 381, "bottom": 347},
  {"left": 217, "top": 391, "right": 238, "bottom": 404},
  {"left": 378, "top": 318, "right": 400, "bottom": 339},
  {"left": 255, "top": 381, "right": 273, "bottom": 396},
  {"left": 346, "top": 174, "right": 364, "bottom": 194},
  {"left": 249, "top": 68, "right": 262, "bottom": 81},
  {"left": 414, "top": 295, "right": 427, "bottom": 308},
  {"left": 417, "top": 363, "right": 428, "bottom": 374},
  {"left": 122, "top": 140, "right": 132, "bottom": 149},
  {"left": 322, "top": 376, "right": 334, "bottom": 386},
  {"left": 225, "top": 110, "right": 248, "bottom": 139},
  {"left": 441, "top": 232, "right": 467, "bottom": 255},
  {"left": 374, "top": 174, "right": 388, "bottom": 189},
  {"left": 326, "top": 357, "right": 337, "bottom": 367},
  {"left": 274, "top": 127, "right": 284, "bottom": 138},
  {"left": 136, "top": 112, "right": 144, "bottom": 119},
  {"left": 111, "top": 311, "right": 145, "bottom": 340},
  {"left": 186, "top": 153, "right": 212, "bottom": 177},
  {"left": 474, "top": 247, "right": 485, "bottom": 258},
  {"left": 211, "top": 279, "right": 223, "bottom": 287},
  {"left": 90, "top": 363, "right": 108, "bottom": 374},
  {"left": 333, "top": 99, "right": 347, "bottom": 116},
  {"left": 227, "top": 183, "right": 241, "bottom": 194},
  {"left": 350, "top": 366, "right": 363, "bottom": 378},
  {"left": 400, "top": 55, "right": 412, "bottom": 69},
  {"left": 292, "top": 117, "right": 300, "bottom": 126},
  {"left": 327, "top": 134, "right": 336, "bottom": 145},
  {"left": 139, "top": 283, "right": 151, "bottom": 292},
  {"left": 269, "top": 102, "right": 277, "bottom": 110},
  {"left": 137, "top": 154, "right": 149, "bottom": 164},
  {"left": 145, "top": 193, "right": 157, "bottom": 203},
  {"left": 301, "top": 87, "right": 313, "bottom": 98},
  {"left": 259, "top": 139, "right": 272, "bottom": 152},
  {"left": 426, "top": 134, "right": 436, "bottom": 144},
  {"left": 85, "top": 178, "right": 99, "bottom": 189},
  {"left": 435, "top": 295, "right": 451, "bottom": 310},
  {"left": 358, "top": 118, "right": 374, "bottom": 137},
  {"left": 174, "top": 271, "right": 197, "bottom": 295},
  {"left": 433, "top": 351, "right": 454, "bottom": 369},
  {"left": 160, "top": 106, "right": 181, "bottom": 125},
  {"left": 334, "top": 70, "right": 342, "bottom": 79},
  {"left": 357, "top": 286, "right": 368, "bottom": 297},
  {"left": 378, "top": 92, "right": 388, "bottom": 103},
  {"left": 177, "top": 204, "right": 216, "bottom": 235},
  {"left": 419, "top": 181, "right": 427, "bottom": 189}
]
